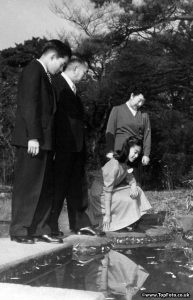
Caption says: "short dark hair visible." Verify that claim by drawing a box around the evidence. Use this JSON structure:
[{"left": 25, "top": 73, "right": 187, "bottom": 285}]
[
  {"left": 132, "top": 86, "right": 144, "bottom": 96},
  {"left": 66, "top": 56, "right": 88, "bottom": 68},
  {"left": 126, "top": 85, "right": 146, "bottom": 97},
  {"left": 114, "top": 136, "right": 142, "bottom": 163},
  {"left": 41, "top": 39, "right": 72, "bottom": 58}
]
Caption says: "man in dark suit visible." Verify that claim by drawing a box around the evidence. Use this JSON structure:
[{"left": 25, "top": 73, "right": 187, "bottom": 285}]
[
  {"left": 10, "top": 40, "right": 72, "bottom": 244},
  {"left": 48, "top": 57, "right": 96, "bottom": 236}
]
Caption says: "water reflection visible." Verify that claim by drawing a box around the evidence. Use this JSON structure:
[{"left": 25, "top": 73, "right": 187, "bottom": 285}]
[
  {"left": 81, "top": 250, "right": 149, "bottom": 300},
  {"left": 30, "top": 249, "right": 149, "bottom": 299},
  {"left": 29, "top": 243, "right": 193, "bottom": 298}
]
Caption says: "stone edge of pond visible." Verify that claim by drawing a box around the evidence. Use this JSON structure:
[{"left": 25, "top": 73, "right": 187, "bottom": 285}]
[
  {"left": 0, "top": 245, "right": 72, "bottom": 284},
  {"left": 0, "top": 227, "right": 175, "bottom": 284},
  {"left": 71, "top": 228, "right": 174, "bottom": 256},
  {"left": 0, "top": 283, "right": 105, "bottom": 300}
]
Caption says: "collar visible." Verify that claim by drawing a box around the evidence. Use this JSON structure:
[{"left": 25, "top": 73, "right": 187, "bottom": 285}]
[
  {"left": 126, "top": 101, "right": 137, "bottom": 116},
  {"left": 36, "top": 59, "right": 47, "bottom": 73},
  {"left": 61, "top": 72, "right": 76, "bottom": 93}
]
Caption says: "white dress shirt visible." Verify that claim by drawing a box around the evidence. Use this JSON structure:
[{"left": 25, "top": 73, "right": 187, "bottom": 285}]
[
  {"left": 61, "top": 72, "right": 76, "bottom": 94},
  {"left": 36, "top": 59, "right": 52, "bottom": 83},
  {"left": 36, "top": 59, "right": 47, "bottom": 73}
]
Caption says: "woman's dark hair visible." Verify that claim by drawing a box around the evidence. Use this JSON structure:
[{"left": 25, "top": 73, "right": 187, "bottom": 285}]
[
  {"left": 113, "top": 136, "right": 142, "bottom": 163},
  {"left": 126, "top": 85, "right": 147, "bottom": 98},
  {"left": 122, "top": 85, "right": 147, "bottom": 103},
  {"left": 132, "top": 86, "right": 144, "bottom": 96},
  {"left": 41, "top": 39, "right": 72, "bottom": 58}
]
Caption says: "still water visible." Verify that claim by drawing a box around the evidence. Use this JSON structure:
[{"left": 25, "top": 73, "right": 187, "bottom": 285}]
[{"left": 27, "top": 242, "right": 193, "bottom": 300}]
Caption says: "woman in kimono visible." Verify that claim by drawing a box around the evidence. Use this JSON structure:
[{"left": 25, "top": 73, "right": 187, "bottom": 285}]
[
  {"left": 106, "top": 87, "right": 151, "bottom": 167},
  {"left": 86, "top": 136, "right": 151, "bottom": 232}
]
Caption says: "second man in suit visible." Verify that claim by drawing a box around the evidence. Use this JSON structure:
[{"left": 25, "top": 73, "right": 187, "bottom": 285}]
[{"left": 48, "top": 57, "right": 93, "bottom": 235}]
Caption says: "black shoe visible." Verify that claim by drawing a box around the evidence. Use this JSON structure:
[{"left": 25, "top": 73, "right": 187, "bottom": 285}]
[
  {"left": 125, "top": 226, "right": 134, "bottom": 232},
  {"left": 36, "top": 234, "right": 63, "bottom": 243},
  {"left": 11, "top": 236, "right": 35, "bottom": 244},
  {"left": 51, "top": 230, "right": 64, "bottom": 238},
  {"left": 131, "top": 219, "right": 141, "bottom": 230},
  {"left": 77, "top": 226, "right": 98, "bottom": 236}
]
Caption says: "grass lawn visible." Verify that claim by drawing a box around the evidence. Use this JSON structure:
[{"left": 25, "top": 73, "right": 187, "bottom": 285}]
[
  {"left": 145, "top": 189, "right": 193, "bottom": 231},
  {"left": 145, "top": 189, "right": 193, "bottom": 214}
]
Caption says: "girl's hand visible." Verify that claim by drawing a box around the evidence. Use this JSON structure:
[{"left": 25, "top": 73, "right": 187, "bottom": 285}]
[
  {"left": 103, "top": 214, "right": 111, "bottom": 231},
  {"left": 130, "top": 185, "right": 138, "bottom": 198}
]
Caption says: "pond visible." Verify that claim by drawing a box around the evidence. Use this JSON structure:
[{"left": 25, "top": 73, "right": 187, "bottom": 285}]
[{"left": 23, "top": 239, "right": 193, "bottom": 299}]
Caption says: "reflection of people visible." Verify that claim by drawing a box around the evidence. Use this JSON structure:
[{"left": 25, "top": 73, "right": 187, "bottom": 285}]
[
  {"left": 48, "top": 58, "right": 94, "bottom": 236},
  {"left": 10, "top": 40, "right": 72, "bottom": 244},
  {"left": 86, "top": 137, "right": 151, "bottom": 232},
  {"left": 106, "top": 87, "right": 151, "bottom": 167},
  {"left": 84, "top": 250, "right": 149, "bottom": 300}
]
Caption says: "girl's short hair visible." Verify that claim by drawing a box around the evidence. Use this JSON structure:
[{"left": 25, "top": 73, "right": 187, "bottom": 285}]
[{"left": 113, "top": 136, "right": 142, "bottom": 163}]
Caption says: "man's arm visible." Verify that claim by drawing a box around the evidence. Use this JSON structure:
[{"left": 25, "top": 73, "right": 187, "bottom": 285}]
[{"left": 19, "top": 63, "right": 43, "bottom": 154}]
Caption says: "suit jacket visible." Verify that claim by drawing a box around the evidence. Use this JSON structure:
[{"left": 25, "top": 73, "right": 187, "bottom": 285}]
[
  {"left": 12, "top": 60, "right": 56, "bottom": 151},
  {"left": 53, "top": 74, "right": 84, "bottom": 152}
]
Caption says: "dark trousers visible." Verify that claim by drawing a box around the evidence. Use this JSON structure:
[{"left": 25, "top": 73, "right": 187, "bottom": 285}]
[
  {"left": 10, "top": 147, "right": 54, "bottom": 237},
  {"left": 48, "top": 150, "right": 89, "bottom": 232}
]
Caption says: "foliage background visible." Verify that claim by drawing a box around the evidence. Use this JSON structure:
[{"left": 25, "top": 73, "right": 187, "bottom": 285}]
[{"left": 1, "top": 0, "right": 193, "bottom": 189}]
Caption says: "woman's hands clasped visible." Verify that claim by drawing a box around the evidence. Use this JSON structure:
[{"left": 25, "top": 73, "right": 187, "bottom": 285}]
[{"left": 103, "top": 214, "right": 111, "bottom": 231}]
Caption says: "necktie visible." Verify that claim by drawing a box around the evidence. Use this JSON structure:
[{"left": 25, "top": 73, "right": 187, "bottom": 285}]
[{"left": 47, "top": 72, "right": 52, "bottom": 84}]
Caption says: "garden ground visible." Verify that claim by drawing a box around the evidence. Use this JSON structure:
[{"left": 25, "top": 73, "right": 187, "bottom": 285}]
[{"left": 0, "top": 189, "right": 193, "bottom": 299}]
